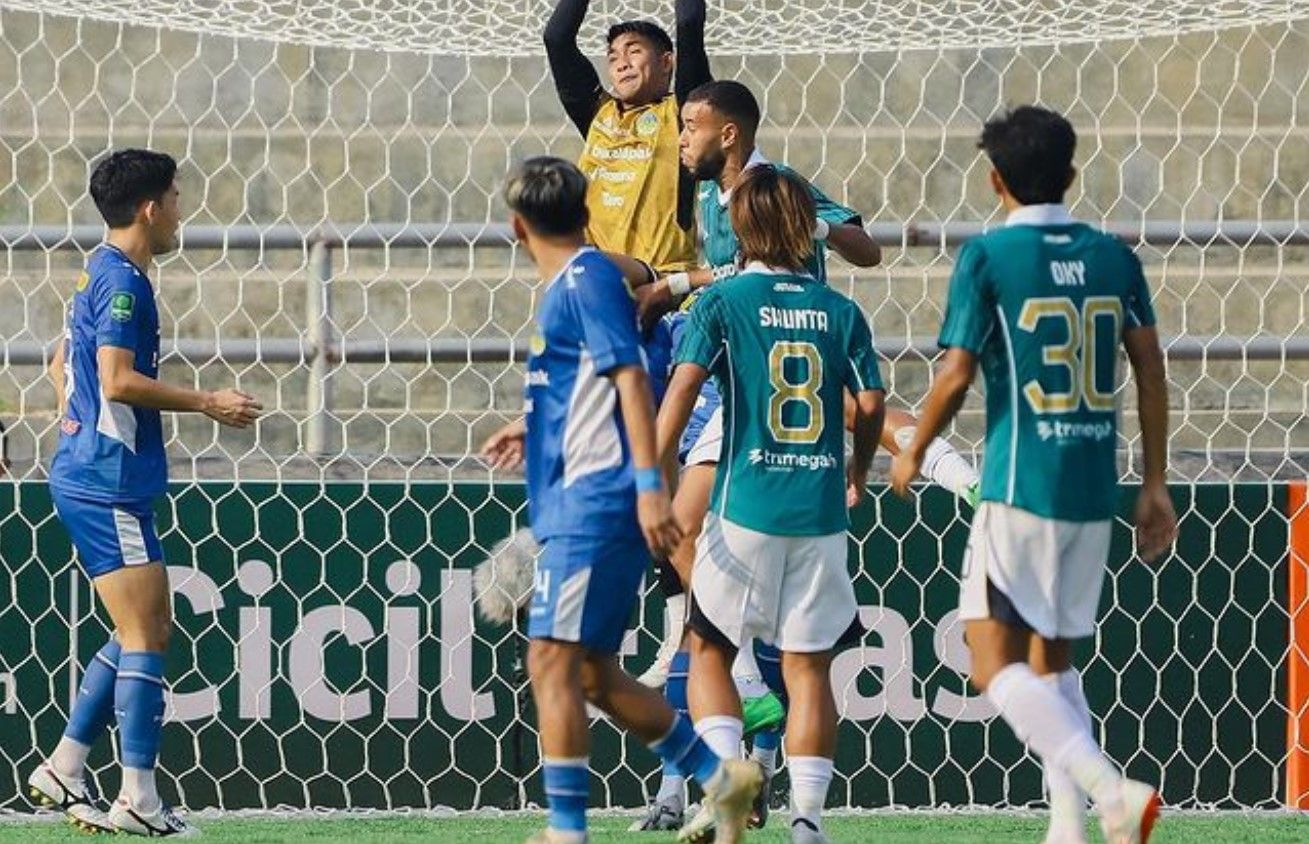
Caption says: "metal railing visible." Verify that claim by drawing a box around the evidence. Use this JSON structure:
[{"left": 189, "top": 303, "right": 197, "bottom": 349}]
[{"left": 4, "top": 220, "right": 1307, "bottom": 456}]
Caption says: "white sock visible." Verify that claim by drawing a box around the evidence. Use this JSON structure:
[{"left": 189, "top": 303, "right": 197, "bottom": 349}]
[
  {"left": 695, "top": 715, "right": 744, "bottom": 760},
  {"left": 787, "top": 756, "right": 833, "bottom": 834},
  {"left": 986, "top": 663, "right": 1122, "bottom": 812},
  {"left": 896, "top": 427, "right": 979, "bottom": 500},
  {"left": 50, "top": 737, "right": 91, "bottom": 780},
  {"left": 732, "top": 647, "right": 769, "bottom": 699},
  {"left": 750, "top": 744, "right": 778, "bottom": 780},
  {"left": 121, "top": 766, "right": 161, "bottom": 813},
  {"left": 1042, "top": 672, "right": 1088, "bottom": 838},
  {"left": 661, "top": 594, "right": 686, "bottom": 655},
  {"left": 655, "top": 772, "right": 685, "bottom": 805}
]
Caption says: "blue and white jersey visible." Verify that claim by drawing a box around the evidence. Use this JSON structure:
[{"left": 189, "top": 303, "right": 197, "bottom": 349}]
[
  {"left": 525, "top": 247, "right": 646, "bottom": 542},
  {"left": 49, "top": 244, "right": 166, "bottom": 504}
]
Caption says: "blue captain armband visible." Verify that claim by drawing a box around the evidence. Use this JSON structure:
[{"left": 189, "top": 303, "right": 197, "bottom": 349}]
[{"left": 635, "top": 467, "right": 664, "bottom": 493}]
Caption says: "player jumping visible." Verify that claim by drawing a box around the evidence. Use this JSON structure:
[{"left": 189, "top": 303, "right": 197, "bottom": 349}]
[
  {"left": 890, "top": 105, "right": 1176, "bottom": 844},
  {"left": 480, "top": 157, "right": 762, "bottom": 844},
  {"left": 28, "top": 149, "right": 261, "bottom": 836},
  {"left": 657, "top": 163, "right": 886, "bottom": 844}
]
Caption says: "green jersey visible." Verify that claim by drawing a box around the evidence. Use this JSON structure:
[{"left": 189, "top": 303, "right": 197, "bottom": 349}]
[
  {"left": 676, "top": 265, "right": 884, "bottom": 535},
  {"left": 938, "top": 205, "right": 1157, "bottom": 522},
  {"left": 698, "top": 151, "right": 860, "bottom": 284}
]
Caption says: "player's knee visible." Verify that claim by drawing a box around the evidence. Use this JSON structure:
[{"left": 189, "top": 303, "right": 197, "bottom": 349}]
[
  {"left": 114, "top": 610, "right": 173, "bottom": 653},
  {"left": 577, "top": 659, "right": 610, "bottom": 706},
  {"left": 527, "top": 639, "right": 579, "bottom": 686}
]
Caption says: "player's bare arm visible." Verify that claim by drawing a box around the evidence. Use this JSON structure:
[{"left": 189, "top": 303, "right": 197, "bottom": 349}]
[
  {"left": 1123, "top": 324, "right": 1177, "bottom": 561},
  {"left": 654, "top": 361, "right": 709, "bottom": 474},
  {"left": 846, "top": 388, "right": 886, "bottom": 507},
  {"left": 889, "top": 346, "right": 977, "bottom": 496},
  {"left": 48, "top": 340, "right": 67, "bottom": 418},
  {"left": 611, "top": 364, "right": 682, "bottom": 558},
  {"left": 97, "top": 346, "right": 260, "bottom": 428},
  {"left": 825, "top": 220, "right": 881, "bottom": 268}
]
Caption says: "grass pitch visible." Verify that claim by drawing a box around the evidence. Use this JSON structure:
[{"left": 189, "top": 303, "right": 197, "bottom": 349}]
[{"left": 0, "top": 812, "right": 1304, "bottom": 843}]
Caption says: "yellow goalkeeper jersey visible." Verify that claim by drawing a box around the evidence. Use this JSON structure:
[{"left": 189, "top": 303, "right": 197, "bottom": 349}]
[{"left": 576, "top": 94, "right": 698, "bottom": 273}]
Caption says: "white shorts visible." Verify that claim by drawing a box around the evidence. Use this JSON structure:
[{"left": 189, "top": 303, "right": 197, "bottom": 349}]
[
  {"left": 959, "top": 501, "right": 1112, "bottom": 639},
  {"left": 690, "top": 513, "right": 857, "bottom": 652},
  {"left": 684, "top": 406, "right": 723, "bottom": 467}
]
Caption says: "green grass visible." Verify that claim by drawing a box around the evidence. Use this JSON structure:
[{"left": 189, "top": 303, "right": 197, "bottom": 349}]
[{"left": 0, "top": 813, "right": 1304, "bottom": 843}]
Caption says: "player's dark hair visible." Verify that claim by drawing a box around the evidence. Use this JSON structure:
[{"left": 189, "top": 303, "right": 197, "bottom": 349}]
[
  {"left": 504, "top": 156, "right": 590, "bottom": 237},
  {"left": 88, "top": 149, "right": 177, "bottom": 229},
  {"left": 606, "top": 20, "right": 674, "bottom": 54},
  {"left": 978, "top": 105, "right": 1077, "bottom": 205},
  {"left": 730, "top": 165, "right": 816, "bottom": 273},
  {"left": 686, "top": 80, "right": 761, "bottom": 141}
]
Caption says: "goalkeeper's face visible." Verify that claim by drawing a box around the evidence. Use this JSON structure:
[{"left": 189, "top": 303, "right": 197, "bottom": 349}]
[{"left": 606, "top": 33, "right": 673, "bottom": 106}]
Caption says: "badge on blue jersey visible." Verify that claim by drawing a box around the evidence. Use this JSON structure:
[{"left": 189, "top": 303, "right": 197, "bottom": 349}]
[{"left": 110, "top": 291, "right": 135, "bottom": 322}]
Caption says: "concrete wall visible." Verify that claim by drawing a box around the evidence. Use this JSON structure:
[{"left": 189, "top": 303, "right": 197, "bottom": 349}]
[{"left": 1, "top": 9, "right": 1305, "bottom": 474}]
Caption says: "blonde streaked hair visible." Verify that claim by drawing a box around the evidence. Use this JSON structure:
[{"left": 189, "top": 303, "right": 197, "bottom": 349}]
[{"left": 729, "top": 164, "right": 817, "bottom": 273}]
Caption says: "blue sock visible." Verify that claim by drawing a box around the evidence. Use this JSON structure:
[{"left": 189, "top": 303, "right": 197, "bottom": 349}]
[
  {"left": 661, "top": 650, "right": 691, "bottom": 778},
  {"left": 650, "top": 712, "right": 722, "bottom": 786},
  {"left": 543, "top": 758, "right": 589, "bottom": 833},
  {"left": 665, "top": 650, "right": 690, "bottom": 713},
  {"left": 753, "top": 727, "right": 782, "bottom": 751},
  {"left": 114, "top": 651, "right": 166, "bottom": 770},
  {"left": 65, "top": 639, "right": 121, "bottom": 745}
]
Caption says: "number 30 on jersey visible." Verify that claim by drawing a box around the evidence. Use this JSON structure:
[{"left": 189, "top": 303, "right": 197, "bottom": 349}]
[{"left": 1017, "top": 295, "right": 1123, "bottom": 414}]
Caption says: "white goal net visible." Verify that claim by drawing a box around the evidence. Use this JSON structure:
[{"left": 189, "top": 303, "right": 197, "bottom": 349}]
[{"left": 1, "top": 0, "right": 1307, "bottom": 815}]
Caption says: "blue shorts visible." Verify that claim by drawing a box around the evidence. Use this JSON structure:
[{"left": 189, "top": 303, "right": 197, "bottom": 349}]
[
  {"left": 678, "top": 379, "right": 722, "bottom": 464},
  {"left": 51, "top": 489, "right": 163, "bottom": 579},
  {"left": 528, "top": 533, "right": 649, "bottom": 653},
  {"left": 753, "top": 641, "right": 786, "bottom": 701}
]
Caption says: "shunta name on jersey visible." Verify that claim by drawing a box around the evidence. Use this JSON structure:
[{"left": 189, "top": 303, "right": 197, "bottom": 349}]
[{"left": 759, "top": 305, "right": 830, "bottom": 332}]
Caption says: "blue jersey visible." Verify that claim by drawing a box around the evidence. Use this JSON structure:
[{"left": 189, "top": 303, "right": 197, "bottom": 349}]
[
  {"left": 525, "top": 248, "right": 647, "bottom": 542},
  {"left": 50, "top": 245, "right": 166, "bottom": 504}
]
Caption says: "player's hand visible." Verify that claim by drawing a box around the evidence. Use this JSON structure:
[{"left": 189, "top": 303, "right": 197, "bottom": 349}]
[
  {"left": 889, "top": 450, "right": 922, "bottom": 499},
  {"left": 1134, "top": 481, "right": 1177, "bottom": 562},
  {"left": 480, "top": 419, "right": 527, "bottom": 471},
  {"left": 636, "top": 278, "right": 675, "bottom": 333},
  {"left": 846, "top": 460, "right": 868, "bottom": 508},
  {"left": 637, "top": 489, "right": 682, "bottom": 557},
  {"left": 204, "top": 389, "right": 262, "bottom": 428}
]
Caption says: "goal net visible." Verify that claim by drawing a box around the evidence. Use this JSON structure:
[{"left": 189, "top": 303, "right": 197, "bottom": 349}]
[{"left": 0, "top": 0, "right": 1306, "bottom": 815}]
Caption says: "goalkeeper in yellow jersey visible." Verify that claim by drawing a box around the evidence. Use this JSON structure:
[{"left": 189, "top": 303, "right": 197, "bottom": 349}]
[{"left": 544, "top": 0, "right": 711, "bottom": 274}]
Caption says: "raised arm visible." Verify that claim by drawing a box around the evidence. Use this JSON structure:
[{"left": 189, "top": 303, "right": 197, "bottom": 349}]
[
  {"left": 674, "top": 0, "right": 712, "bottom": 103},
  {"left": 810, "top": 181, "right": 880, "bottom": 268},
  {"left": 544, "top": 0, "right": 604, "bottom": 136},
  {"left": 825, "top": 221, "right": 881, "bottom": 268}
]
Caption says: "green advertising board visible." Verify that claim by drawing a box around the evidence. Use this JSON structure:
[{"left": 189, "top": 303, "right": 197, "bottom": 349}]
[{"left": 0, "top": 482, "right": 1290, "bottom": 811}]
